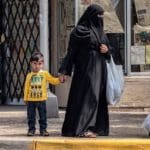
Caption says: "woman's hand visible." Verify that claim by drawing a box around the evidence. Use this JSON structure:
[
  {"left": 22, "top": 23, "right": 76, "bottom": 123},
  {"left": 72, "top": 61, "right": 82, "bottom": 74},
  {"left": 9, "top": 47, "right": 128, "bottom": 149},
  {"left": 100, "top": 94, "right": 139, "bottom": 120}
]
[{"left": 100, "top": 44, "right": 108, "bottom": 53}]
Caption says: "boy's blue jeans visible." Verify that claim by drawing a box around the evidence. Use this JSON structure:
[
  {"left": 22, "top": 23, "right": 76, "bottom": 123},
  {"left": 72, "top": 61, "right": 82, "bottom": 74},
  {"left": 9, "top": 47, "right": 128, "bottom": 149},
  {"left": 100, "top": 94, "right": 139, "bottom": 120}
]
[{"left": 27, "top": 101, "right": 47, "bottom": 133}]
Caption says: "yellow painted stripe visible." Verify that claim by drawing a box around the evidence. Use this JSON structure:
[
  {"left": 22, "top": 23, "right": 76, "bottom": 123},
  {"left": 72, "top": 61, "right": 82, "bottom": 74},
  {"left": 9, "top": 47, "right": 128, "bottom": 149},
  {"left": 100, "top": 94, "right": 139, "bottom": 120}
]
[{"left": 30, "top": 138, "right": 150, "bottom": 150}]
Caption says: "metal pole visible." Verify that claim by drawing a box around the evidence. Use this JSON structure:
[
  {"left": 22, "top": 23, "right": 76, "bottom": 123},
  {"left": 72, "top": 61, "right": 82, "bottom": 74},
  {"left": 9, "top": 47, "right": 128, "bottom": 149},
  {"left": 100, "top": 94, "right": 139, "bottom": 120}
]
[
  {"left": 75, "top": 0, "right": 79, "bottom": 25},
  {"left": 125, "top": 0, "right": 131, "bottom": 75},
  {"left": 40, "top": 0, "right": 49, "bottom": 70}
]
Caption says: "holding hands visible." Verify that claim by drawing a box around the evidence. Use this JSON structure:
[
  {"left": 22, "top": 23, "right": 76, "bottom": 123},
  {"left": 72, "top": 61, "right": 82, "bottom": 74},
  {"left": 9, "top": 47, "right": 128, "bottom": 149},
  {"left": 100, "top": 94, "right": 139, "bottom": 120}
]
[{"left": 59, "top": 74, "right": 68, "bottom": 83}]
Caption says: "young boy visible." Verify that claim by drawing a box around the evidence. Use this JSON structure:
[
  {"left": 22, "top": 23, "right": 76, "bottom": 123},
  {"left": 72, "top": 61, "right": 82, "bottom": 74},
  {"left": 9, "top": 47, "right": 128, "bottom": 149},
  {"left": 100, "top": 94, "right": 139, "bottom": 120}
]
[{"left": 24, "top": 51, "right": 63, "bottom": 136}]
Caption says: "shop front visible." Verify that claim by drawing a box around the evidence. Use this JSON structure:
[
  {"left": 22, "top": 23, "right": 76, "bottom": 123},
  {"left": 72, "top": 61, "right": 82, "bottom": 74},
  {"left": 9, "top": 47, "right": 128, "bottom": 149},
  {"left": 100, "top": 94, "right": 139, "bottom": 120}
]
[
  {"left": 74, "top": 0, "right": 150, "bottom": 75},
  {"left": 56, "top": 0, "right": 150, "bottom": 108},
  {"left": 0, "top": 0, "right": 150, "bottom": 107},
  {"left": 129, "top": 0, "right": 150, "bottom": 75},
  {"left": 55, "top": 0, "right": 125, "bottom": 107}
]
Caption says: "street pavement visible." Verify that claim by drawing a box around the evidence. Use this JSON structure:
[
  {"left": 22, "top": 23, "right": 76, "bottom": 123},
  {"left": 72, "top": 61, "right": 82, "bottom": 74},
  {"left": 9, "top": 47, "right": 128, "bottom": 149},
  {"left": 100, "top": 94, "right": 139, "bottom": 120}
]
[{"left": 0, "top": 105, "right": 149, "bottom": 150}]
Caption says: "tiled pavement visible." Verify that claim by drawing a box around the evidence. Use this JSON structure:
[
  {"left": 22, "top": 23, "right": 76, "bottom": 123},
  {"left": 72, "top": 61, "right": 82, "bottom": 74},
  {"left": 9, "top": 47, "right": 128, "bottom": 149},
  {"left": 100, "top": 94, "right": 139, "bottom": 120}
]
[{"left": 0, "top": 106, "right": 149, "bottom": 150}]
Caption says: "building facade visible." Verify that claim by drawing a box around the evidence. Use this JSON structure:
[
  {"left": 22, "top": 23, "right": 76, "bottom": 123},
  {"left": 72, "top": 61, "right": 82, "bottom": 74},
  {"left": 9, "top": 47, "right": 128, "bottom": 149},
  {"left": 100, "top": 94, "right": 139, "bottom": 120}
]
[{"left": 0, "top": 0, "right": 150, "bottom": 107}]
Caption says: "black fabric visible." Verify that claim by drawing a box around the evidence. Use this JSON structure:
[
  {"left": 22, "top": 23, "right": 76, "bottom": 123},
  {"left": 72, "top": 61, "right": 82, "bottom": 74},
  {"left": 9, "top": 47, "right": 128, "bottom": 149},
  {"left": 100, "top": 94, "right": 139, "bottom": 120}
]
[
  {"left": 77, "top": 4, "right": 104, "bottom": 44},
  {"left": 59, "top": 4, "right": 110, "bottom": 137},
  {"left": 107, "top": 33, "right": 123, "bottom": 65}
]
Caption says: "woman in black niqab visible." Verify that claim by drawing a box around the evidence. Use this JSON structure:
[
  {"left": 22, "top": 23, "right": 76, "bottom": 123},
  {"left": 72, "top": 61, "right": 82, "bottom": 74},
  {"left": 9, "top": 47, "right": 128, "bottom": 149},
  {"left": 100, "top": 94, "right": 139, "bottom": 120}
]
[
  {"left": 77, "top": 4, "right": 104, "bottom": 43},
  {"left": 59, "top": 4, "right": 110, "bottom": 137}
]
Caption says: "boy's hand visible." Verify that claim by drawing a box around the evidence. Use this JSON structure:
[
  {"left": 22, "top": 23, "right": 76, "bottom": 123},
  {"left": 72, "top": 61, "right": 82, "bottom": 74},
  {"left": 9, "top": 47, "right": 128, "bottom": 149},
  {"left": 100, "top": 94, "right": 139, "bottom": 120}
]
[
  {"left": 59, "top": 75, "right": 65, "bottom": 83},
  {"left": 59, "top": 75, "right": 68, "bottom": 83}
]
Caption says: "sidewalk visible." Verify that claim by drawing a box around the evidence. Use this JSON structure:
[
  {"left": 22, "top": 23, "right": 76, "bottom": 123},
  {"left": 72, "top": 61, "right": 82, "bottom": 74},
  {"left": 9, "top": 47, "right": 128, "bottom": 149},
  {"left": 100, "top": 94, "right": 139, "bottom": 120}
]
[{"left": 0, "top": 106, "right": 149, "bottom": 150}]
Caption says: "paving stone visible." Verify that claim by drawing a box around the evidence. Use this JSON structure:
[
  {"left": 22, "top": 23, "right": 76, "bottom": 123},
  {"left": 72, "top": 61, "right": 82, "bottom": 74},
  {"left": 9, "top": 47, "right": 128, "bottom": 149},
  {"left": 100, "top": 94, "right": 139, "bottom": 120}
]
[{"left": 0, "top": 106, "right": 149, "bottom": 149}]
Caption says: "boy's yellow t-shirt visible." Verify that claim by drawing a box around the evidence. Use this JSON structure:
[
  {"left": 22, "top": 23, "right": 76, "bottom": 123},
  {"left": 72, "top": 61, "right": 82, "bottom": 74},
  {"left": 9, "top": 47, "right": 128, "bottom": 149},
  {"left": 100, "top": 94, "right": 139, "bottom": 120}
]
[{"left": 24, "top": 70, "right": 60, "bottom": 101}]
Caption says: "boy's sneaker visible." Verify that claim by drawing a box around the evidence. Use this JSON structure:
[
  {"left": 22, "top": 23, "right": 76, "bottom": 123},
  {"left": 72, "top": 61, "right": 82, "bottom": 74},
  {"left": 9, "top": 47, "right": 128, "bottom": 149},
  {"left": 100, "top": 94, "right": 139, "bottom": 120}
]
[
  {"left": 27, "top": 130, "right": 35, "bottom": 136},
  {"left": 40, "top": 130, "right": 49, "bottom": 136}
]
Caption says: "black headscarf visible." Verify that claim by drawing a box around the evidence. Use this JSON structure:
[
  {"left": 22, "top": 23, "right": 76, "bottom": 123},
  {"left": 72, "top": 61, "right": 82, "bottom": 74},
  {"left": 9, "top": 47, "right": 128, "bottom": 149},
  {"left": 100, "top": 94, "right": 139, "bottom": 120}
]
[{"left": 77, "top": 4, "right": 104, "bottom": 43}]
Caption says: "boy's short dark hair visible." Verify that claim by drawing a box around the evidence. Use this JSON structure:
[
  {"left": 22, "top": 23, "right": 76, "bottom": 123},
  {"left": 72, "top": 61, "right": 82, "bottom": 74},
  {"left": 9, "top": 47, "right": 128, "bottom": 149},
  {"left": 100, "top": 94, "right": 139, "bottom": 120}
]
[{"left": 30, "top": 51, "right": 44, "bottom": 62}]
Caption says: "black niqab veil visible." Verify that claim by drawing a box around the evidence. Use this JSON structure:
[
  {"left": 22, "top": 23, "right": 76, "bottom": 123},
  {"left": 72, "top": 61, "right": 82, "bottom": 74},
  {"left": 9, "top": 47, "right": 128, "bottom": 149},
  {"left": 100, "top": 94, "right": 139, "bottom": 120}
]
[{"left": 77, "top": 4, "right": 104, "bottom": 43}]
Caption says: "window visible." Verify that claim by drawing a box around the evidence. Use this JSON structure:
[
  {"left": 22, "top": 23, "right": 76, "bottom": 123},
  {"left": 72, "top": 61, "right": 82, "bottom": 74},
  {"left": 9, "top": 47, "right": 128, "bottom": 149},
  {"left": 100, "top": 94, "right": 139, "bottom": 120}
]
[{"left": 131, "top": 0, "right": 150, "bottom": 73}]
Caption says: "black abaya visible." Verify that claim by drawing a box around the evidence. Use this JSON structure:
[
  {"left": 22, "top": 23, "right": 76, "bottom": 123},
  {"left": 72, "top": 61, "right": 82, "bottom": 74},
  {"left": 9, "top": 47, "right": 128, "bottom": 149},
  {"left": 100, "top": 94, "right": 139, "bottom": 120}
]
[{"left": 59, "top": 4, "right": 110, "bottom": 137}]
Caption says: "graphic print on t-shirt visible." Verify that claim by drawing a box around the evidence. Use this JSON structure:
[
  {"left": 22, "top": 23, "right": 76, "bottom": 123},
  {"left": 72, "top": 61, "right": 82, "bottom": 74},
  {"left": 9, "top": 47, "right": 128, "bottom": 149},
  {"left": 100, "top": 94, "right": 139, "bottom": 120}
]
[{"left": 30, "top": 75, "right": 43, "bottom": 98}]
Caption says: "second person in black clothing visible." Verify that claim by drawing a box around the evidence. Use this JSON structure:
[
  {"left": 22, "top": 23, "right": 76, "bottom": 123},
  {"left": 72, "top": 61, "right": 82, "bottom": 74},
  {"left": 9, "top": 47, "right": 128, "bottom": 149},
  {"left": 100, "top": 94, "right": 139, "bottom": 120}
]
[{"left": 59, "top": 4, "right": 111, "bottom": 138}]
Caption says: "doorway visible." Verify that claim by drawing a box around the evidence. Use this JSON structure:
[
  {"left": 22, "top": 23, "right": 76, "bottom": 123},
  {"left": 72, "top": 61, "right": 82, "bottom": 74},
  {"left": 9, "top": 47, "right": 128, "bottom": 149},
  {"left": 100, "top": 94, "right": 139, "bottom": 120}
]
[{"left": 55, "top": 0, "right": 75, "bottom": 107}]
